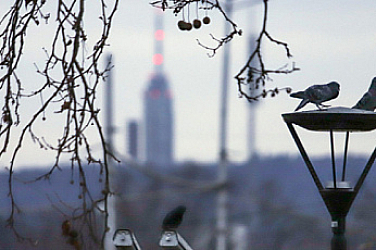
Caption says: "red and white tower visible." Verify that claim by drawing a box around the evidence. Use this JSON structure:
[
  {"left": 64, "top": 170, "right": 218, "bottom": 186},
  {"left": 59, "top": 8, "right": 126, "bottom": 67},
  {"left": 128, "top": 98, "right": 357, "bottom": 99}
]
[{"left": 144, "top": 10, "right": 174, "bottom": 167}]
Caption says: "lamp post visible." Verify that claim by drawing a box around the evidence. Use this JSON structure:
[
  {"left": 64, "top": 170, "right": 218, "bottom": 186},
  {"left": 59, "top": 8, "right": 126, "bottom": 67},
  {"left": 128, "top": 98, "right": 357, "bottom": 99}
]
[{"left": 282, "top": 107, "right": 376, "bottom": 250}]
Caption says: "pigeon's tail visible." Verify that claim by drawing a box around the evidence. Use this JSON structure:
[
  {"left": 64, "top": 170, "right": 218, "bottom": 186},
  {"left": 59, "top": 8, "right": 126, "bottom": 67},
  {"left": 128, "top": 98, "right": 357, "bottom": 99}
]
[
  {"left": 295, "top": 99, "right": 309, "bottom": 111},
  {"left": 290, "top": 91, "right": 305, "bottom": 99},
  {"left": 352, "top": 97, "right": 375, "bottom": 111},
  {"left": 352, "top": 104, "right": 361, "bottom": 110}
]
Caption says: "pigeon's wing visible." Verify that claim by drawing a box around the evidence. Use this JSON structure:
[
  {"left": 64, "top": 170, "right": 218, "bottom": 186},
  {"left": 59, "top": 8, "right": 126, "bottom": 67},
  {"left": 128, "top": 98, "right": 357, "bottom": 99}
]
[
  {"left": 294, "top": 98, "right": 310, "bottom": 111},
  {"left": 305, "top": 85, "right": 329, "bottom": 102},
  {"left": 307, "top": 84, "right": 339, "bottom": 103}
]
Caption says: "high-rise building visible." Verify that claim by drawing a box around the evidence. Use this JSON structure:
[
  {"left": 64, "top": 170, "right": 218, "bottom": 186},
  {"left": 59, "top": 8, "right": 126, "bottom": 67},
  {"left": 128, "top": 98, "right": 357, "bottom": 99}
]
[
  {"left": 144, "top": 10, "right": 174, "bottom": 167},
  {"left": 127, "top": 120, "right": 139, "bottom": 160}
]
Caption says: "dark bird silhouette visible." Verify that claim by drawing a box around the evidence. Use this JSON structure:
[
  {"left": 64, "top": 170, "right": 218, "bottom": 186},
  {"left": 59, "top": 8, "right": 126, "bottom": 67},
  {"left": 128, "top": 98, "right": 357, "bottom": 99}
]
[
  {"left": 352, "top": 77, "right": 376, "bottom": 111},
  {"left": 290, "top": 81, "right": 340, "bottom": 111},
  {"left": 162, "top": 205, "right": 186, "bottom": 230}
]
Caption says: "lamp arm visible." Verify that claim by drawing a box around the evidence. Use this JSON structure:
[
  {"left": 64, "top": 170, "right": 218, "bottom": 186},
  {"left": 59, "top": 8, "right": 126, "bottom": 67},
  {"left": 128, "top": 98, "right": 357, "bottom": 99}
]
[
  {"left": 286, "top": 122, "right": 324, "bottom": 191},
  {"left": 354, "top": 142, "right": 376, "bottom": 194}
]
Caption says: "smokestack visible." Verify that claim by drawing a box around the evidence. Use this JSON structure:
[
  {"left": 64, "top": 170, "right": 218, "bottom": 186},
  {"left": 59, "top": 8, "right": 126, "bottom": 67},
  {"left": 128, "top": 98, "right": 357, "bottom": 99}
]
[{"left": 127, "top": 120, "right": 139, "bottom": 160}]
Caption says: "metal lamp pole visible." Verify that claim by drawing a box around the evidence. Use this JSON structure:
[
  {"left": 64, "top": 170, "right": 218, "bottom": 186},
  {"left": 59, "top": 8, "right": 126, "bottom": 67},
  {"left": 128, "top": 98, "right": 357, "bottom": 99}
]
[
  {"left": 216, "top": 0, "right": 233, "bottom": 249},
  {"left": 282, "top": 107, "right": 376, "bottom": 250}
]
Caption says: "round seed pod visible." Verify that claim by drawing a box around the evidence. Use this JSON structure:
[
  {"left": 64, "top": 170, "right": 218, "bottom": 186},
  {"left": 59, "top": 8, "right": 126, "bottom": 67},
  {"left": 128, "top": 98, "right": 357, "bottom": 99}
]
[
  {"left": 193, "top": 19, "right": 201, "bottom": 29},
  {"left": 185, "top": 22, "right": 193, "bottom": 31},
  {"left": 178, "top": 20, "right": 187, "bottom": 31},
  {"left": 203, "top": 16, "right": 211, "bottom": 25}
]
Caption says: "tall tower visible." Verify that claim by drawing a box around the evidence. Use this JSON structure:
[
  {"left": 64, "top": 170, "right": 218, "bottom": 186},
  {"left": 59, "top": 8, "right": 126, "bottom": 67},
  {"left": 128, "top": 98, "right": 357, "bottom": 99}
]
[
  {"left": 247, "top": 34, "right": 259, "bottom": 161},
  {"left": 144, "top": 10, "right": 174, "bottom": 167},
  {"left": 104, "top": 54, "right": 116, "bottom": 250},
  {"left": 246, "top": 0, "right": 262, "bottom": 160},
  {"left": 127, "top": 120, "right": 139, "bottom": 160}
]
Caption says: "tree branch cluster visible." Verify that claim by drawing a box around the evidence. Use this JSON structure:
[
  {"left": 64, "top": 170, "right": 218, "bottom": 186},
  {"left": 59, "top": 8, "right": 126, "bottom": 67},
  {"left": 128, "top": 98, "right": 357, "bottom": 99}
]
[
  {"left": 151, "top": 0, "right": 299, "bottom": 101},
  {"left": 0, "top": 0, "right": 300, "bottom": 248},
  {"left": 0, "top": 0, "right": 119, "bottom": 248}
]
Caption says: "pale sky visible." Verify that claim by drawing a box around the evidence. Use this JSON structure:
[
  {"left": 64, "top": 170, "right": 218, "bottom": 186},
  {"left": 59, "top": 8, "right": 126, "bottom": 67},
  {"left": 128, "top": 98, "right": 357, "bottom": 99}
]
[
  {"left": 2, "top": 0, "right": 376, "bottom": 168},
  {"left": 114, "top": 0, "right": 376, "bottom": 163}
]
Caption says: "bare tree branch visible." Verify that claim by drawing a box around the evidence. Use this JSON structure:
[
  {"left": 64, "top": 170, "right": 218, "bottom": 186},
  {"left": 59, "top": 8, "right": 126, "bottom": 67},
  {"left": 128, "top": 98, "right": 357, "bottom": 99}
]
[
  {"left": 152, "top": 0, "right": 299, "bottom": 101},
  {"left": 0, "top": 0, "right": 119, "bottom": 248},
  {"left": 235, "top": 0, "right": 298, "bottom": 101}
]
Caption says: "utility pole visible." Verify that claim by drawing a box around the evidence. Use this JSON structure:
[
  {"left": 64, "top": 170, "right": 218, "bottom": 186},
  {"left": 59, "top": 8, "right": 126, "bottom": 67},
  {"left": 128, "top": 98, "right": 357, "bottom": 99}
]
[
  {"left": 104, "top": 54, "right": 116, "bottom": 250},
  {"left": 216, "top": 0, "right": 232, "bottom": 249},
  {"left": 246, "top": 0, "right": 261, "bottom": 161}
]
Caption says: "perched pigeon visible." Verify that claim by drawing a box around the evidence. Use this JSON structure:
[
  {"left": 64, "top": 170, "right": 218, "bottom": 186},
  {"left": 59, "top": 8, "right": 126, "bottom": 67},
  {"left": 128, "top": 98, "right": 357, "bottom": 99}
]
[
  {"left": 162, "top": 205, "right": 186, "bottom": 230},
  {"left": 290, "top": 81, "right": 340, "bottom": 111},
  {"left": 352, "top": 77, "right": 376, "bottom": 111}
]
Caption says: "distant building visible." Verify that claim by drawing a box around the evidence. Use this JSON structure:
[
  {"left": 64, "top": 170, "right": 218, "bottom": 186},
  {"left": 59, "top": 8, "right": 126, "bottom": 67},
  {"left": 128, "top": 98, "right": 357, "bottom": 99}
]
[
  {"left": 144, "top": 10, "right": 174, "bottom": 167},
  {"left": 127, "top": 120, "right": 139, "bottom": 160},
  {"left": 144, "top": 73, "right": 173, "bottom": 167}
]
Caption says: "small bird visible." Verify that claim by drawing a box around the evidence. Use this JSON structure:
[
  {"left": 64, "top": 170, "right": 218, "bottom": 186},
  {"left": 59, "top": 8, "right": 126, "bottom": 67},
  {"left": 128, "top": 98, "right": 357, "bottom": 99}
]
[
  {"left": 290, "top": 81, "right": 340, "bottom": 111},
  {"left": 352, "top": 77, "right": 376, "bottom": 111},
  {"left": 162, "top": 205, "right": 186, "bottom": 230}
]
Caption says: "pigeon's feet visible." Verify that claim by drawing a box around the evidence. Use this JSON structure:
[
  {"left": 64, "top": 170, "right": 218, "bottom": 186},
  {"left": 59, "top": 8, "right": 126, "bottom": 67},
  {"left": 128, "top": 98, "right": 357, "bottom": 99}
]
[
  {"left": 316, "top": 104, "right": 331, "bottom": 110},
  {"left": 321, "top": 104, "right": 331, "bottom": 108}
]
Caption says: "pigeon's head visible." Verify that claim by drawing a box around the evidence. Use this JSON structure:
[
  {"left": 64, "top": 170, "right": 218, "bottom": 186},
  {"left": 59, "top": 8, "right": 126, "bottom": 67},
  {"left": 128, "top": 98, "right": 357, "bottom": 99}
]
[
  {"left": 328, "top": 81, "right": 340, "bottom": 91},
  {"left": 176, "top": 205, "right": 186, "bottom": 214}
]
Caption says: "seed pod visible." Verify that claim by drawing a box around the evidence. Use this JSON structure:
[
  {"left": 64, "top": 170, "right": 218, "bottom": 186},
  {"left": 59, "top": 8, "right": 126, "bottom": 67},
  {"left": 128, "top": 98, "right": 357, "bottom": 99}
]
[
  {"left": 186, "top": 22, "right": 193, "bottom": 31},
  {"left": 193, "top": 19, "right": 201, "bottom": 29},
  {"left": 203, "top": 16, "right": 211, "bottom": 25},
  {"left": 178, "top": 20, "right": 186, "bottom": 31}
]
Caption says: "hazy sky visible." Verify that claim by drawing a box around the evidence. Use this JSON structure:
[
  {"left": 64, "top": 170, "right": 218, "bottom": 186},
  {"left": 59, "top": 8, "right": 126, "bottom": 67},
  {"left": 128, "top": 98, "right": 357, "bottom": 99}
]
[
  {"left": 115, "top": 0, "right": 376, "bottom": 163},
  {"left": 2, "top": 0, "right": 376, "bottom": 168}
]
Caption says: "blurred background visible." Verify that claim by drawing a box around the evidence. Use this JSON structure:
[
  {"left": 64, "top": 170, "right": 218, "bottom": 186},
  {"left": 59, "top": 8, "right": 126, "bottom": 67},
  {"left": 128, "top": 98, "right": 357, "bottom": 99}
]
[{"left": 2, "top": 0, "right": 376, "bottom": 249}]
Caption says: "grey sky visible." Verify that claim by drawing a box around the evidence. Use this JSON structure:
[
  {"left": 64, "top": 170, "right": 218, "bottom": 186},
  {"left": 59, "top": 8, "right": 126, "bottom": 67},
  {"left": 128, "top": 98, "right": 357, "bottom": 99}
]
[
  {"left": 116, "top": 0, "right": 376, "bottom": 162},
  {"left": 1, "top": 1, "right": 376, "bottom": 167}
]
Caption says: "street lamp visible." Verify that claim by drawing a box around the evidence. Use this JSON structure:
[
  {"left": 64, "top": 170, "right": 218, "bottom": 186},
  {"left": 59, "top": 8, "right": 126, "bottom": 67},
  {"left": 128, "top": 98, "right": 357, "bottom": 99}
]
[
  {"left": 282, "top": 107, "right": 376, "bottom": 250},
  {"left": 159, "top": 230, "right": 194, "bottom": 250},
  {"left": 113, "top": 229, "right": 142, "bottom": 250}
]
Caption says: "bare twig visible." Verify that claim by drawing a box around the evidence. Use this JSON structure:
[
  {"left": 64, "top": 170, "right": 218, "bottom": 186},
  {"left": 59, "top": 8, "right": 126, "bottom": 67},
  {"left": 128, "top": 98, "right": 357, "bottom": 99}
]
[
  {"left": 0, "top": 0, "right": 119, "bottom": 248},
  {"left": 152, "top": 0, "right": 299, "bottom": 101},
  {"left": 235, "top": 0, "right": 299, "bottom": 101}
]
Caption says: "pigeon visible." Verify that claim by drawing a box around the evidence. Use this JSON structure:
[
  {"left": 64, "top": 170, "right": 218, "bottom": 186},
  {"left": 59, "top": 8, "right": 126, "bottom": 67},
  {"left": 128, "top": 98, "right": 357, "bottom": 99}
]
[
  {"left": 352, "top": 77, "right": 376, "bottom": 111},
  {"left": 162, "top": 205, "right": 186, "bottom": 230},
  {"left": 290, "top": 81, "right": 340, "bottom": 111}
]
